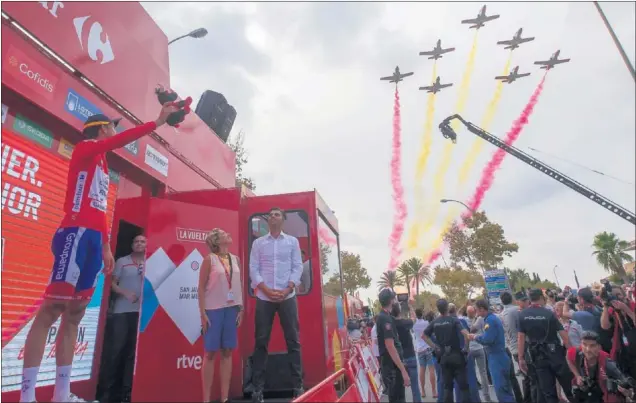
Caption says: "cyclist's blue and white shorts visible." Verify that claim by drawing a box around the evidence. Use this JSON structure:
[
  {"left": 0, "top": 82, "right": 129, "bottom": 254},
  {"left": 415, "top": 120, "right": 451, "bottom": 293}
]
[{"left": 44, "top": 227, "right": 103, "bottom": 301}]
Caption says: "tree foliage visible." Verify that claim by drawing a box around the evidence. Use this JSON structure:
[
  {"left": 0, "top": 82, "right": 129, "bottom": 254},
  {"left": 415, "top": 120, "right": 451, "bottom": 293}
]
[
  {"left": 444, "top": 211, "right": 519, "bottom": 272},
  {"left": 432, "top": 265, "right": 484, "bottom": 307},
  {"left": 228, "top": 130, "right": 256, "bottom": 190},
  {"left": 377, "top": 270, "right": 404, "bottom": 291},
  {"left": 320, "top": 243, "right": 331, "bottom": 276},
  {"left": 592, "top": 231, "right": 634, "bottom": 283},
  {"left": 413, "top": 290, "right": 442, "bottom": 313},
  {"left": 608, "top": 272, "right": 635, "bottom": 285},
  {"left": 322, "top": 250, "right": 371, "bottom": 296},
  {"left": 398, "top": 257, "right": 432, "bottom": 299},
  {"left": 503, "top": 267, "right": 558, "bottom": 292},
  {"left": 340, "top": 251, "right": 372, "bottom": 294}
]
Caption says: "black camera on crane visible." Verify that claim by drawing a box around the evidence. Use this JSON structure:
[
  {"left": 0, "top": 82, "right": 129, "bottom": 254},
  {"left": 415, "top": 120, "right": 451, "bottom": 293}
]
[{"left": 439, "top": 121, "right": 457, "bottom": 143}]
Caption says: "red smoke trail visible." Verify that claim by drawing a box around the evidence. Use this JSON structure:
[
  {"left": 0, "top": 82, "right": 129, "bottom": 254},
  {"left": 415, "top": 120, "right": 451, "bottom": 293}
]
[
  {"left": 388, "top": 87, "right": 407, "bottom": 271},
  {"left": 318, "top": 227, "right": 337, "bottom": 246},
  {"left": 426, "top": 74, "right": 547, "bottom": 265}
]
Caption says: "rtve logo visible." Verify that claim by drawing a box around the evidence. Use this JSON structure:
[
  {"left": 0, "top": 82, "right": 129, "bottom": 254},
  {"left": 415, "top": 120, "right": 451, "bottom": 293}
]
[
  {"left": 176, "top": 354, "right": 202, "bottom": 370},
  {"left": 39, "top": 2, "right": 115, "bottom": 65}
]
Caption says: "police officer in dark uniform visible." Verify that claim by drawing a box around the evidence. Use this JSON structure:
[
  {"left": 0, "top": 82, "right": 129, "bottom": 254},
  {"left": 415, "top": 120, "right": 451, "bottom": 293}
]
[
  {"left": 376, "top": 288, "right": 410, "bottom": 403},
  {"left": 514, "top": 291, "right": 543, "bottom": 403},
  {"left": 517, "top": 288, "right": 574, "bottom": 403},
  {"left": 421, "top": 298, "right": 471, "bottom": 403}
]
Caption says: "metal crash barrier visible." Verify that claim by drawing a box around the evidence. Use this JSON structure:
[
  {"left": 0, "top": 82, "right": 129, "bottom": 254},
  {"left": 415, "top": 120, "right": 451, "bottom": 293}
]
[{"left": 293, "top": 342, "right": 382, "bottom": 403}]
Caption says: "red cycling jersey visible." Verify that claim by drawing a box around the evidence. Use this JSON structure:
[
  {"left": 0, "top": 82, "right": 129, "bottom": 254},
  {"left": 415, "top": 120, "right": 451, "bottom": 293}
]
[{"left": 59, "top": 122, "right": 157, "bottom": 241}]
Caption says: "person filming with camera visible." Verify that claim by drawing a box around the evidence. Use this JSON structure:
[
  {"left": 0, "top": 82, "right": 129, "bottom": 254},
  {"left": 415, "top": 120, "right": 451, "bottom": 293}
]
[
  {"left": 566, "top": 331, "right": 635, "bottom": 403},
  {"left": 599, "top": 281, "right": 636, "bottom": 380}
]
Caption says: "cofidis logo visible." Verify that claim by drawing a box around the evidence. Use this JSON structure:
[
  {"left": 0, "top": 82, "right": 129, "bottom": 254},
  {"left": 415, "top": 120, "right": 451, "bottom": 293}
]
[{"left": 3, "top": 45, "right": 57, "bottom": 100}]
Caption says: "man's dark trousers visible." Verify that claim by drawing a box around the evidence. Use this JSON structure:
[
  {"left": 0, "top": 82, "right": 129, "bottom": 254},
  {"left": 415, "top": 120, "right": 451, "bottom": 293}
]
[
  {"left": 251, "top": 296, "right": 302, "bottom": 392},
  {"left": 441, "top": 351, "right": 470, "bottom": 403},
  {"left": 380, "top": 356, "right": 406, "bottom": 403},
  {"left": 101, "top": 312, "right": 138, "bottom": 402}
]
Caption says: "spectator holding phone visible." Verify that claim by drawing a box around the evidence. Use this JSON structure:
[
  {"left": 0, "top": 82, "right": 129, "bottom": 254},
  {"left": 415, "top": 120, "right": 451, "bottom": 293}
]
[{"left": 198, "top": 228, "right": 244, "bottom": 403}]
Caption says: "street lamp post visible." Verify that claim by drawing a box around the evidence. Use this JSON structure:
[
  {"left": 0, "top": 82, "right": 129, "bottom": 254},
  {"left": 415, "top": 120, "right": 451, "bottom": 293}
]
[
  {"left": 440, "top": 198, "right": 475, "bottom": 213},
  {"left": 168, "top": 28, "right": 208, "bottom": 45}
]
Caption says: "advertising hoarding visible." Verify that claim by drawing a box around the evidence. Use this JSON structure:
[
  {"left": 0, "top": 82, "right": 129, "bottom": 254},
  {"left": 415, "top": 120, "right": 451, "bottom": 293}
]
[{"left": 1, "top": 129, "right": 119, "bottom": 392}]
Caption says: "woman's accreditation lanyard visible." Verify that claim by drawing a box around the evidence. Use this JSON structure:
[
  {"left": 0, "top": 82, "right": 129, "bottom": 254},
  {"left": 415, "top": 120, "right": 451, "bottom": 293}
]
[{"left": 220, "top": 254, "right": 235, "bottom": 303}]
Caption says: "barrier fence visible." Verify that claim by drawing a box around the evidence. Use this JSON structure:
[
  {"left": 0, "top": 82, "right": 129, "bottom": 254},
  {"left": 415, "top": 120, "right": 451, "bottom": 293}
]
[{"left": 293, "top": 341, "right": 382, "bottom": 403}]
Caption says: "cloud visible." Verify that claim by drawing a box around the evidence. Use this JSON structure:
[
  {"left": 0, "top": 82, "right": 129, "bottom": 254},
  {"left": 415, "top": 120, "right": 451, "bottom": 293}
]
[{"left": 144, "top": 2, "right": 636, "bottom": 303}]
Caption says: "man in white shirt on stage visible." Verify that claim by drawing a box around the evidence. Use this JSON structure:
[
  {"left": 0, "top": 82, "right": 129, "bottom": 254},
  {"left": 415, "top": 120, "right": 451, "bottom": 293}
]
[{"left": 249, "top": 207, "right": 303, "bottom": 403}]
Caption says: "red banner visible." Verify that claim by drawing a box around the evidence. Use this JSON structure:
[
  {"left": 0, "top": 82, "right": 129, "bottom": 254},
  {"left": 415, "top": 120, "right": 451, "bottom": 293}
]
[
  {"left": 1, "top": 22, "right": 236, "bottom": 190},
  {"left": 1, "top": 1, "right": 169, "bottom": 125}
]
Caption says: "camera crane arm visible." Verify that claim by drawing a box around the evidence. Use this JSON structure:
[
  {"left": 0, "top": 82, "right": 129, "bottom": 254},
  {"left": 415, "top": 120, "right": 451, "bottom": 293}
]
[{"left": 438, "top": 114, "right": 635, "bottom": 225}]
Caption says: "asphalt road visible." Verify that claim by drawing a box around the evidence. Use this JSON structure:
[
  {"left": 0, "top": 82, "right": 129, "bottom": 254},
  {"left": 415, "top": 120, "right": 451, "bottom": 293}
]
[{"left": 381, "top": 365, "right": 525, "bottom": 403}]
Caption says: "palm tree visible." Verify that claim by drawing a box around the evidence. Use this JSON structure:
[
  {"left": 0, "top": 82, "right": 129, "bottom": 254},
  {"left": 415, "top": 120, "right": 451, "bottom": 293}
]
[
  {"left": 398, "top": 258, "right": 421, "bottom": 301},
  {"left": 592, "top": 231, "right": 634, "bottom": 283},
  {"left": 504, "top": 267, "right": 531, "bottom": 292},
  {"left": 399, "top": 257, "right": 432, "bottom": 297},
  {"left": 377, "top": 270, "right": 404, "bottom": 292}
]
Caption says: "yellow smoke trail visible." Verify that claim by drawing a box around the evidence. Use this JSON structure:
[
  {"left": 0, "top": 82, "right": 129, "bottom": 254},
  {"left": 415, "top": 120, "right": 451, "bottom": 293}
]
[
  {"left": 421, "top": 51, "right": 514, "bottom": 260},
  {"left": 458, "top": 51, "right": 513, "bottom": 184},
  {"left": 406, "top": 62, "right": 438, "bottom": 251},
  {"left": 418, "top": 31, "right": 480, "bottom": 249}
]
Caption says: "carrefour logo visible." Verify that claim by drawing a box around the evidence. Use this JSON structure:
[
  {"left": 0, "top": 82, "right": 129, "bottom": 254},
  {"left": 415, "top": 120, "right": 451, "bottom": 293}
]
[{"left": 64, "top": 88, "right": 102, "bottom": 123}]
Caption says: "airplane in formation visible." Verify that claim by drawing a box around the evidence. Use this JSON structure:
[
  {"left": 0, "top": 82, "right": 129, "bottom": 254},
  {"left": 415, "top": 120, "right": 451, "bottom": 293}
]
[
  {"left": 380, "top": 66, "right": 414, "bottom": 83},
  {"left": 497, "top": 28, "right": 535, "bottom": 50},
  {"left": 419, "top": 76, "right": 453, "bottom": 94},
  {"left": 461, "top": 5, "right": 500, "bottom": 29},
  {"left": 534, "top": 50, "right": 571, "bottom": 70},
  {"left": 419, "top": 39, "right": 456, "bottom": 60},
  {"left": 495, "top": 66, "right": 531, "bottom": 83}
]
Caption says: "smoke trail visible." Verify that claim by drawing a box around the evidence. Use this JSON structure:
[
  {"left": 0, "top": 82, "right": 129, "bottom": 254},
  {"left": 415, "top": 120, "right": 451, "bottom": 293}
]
[
  {"left": 458, "top": 51, "right": 513, "bottom": 184},
  {"left": 420, "top": 31, "right": 480, "bottom": 239},
  {"left": 466, "top": 75, "right": 547, "bottom": 211},
  {"left": 319, "top": 226, "right": 337, "bottom": 246},
  {"left": 425, "top": 74, "right": 548, "bottom": 265},
  {"left": 420, "top": 53, "right": 514, "bottom": 258},
  {"left": 406, "top": 62, "right": 438, "bottom": 251},
  {"left": 388, "top": 87, "right": 407, "bottom": 271}
]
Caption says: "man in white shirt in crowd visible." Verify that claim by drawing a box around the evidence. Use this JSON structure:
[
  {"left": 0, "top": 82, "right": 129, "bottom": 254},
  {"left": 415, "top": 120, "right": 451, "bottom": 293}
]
[
  {"left": 467, "top": 305, "right": 493, "bottom": 402},
  {"left": 249, "top": 207, "right": 304, "bottom": 403},
  {"left": 101, "top": 235, "right": 146, "bottom": 403},
  {"left": 413, "top": 309, "right": 437, "bottom": 400},
  {"left": 371, "top": 316, "right": 380, "bottom": 360}
]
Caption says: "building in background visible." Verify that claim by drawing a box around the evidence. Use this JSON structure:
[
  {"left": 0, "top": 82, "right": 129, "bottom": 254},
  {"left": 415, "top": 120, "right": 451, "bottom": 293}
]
[{"left": 194, "top": 90, "right": 237, "bottom": 143}]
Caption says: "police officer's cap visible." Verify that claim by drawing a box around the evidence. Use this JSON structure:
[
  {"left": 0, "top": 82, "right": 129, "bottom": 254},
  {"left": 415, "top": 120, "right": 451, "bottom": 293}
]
[
  {"left": 378, "top": 288, "right": 395, "bottom": 307},
  {"left": 528, "top": 288, "right": 544, "bottom": 300},
  {"left": 83, "top": 113, "right": 121, "bottom": 134}
]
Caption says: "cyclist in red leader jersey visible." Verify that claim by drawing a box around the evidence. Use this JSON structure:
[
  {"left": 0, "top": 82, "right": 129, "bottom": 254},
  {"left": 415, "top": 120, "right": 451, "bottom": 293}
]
[{"left": 19, "top": 103, "right": 178, "bottom": 403}]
